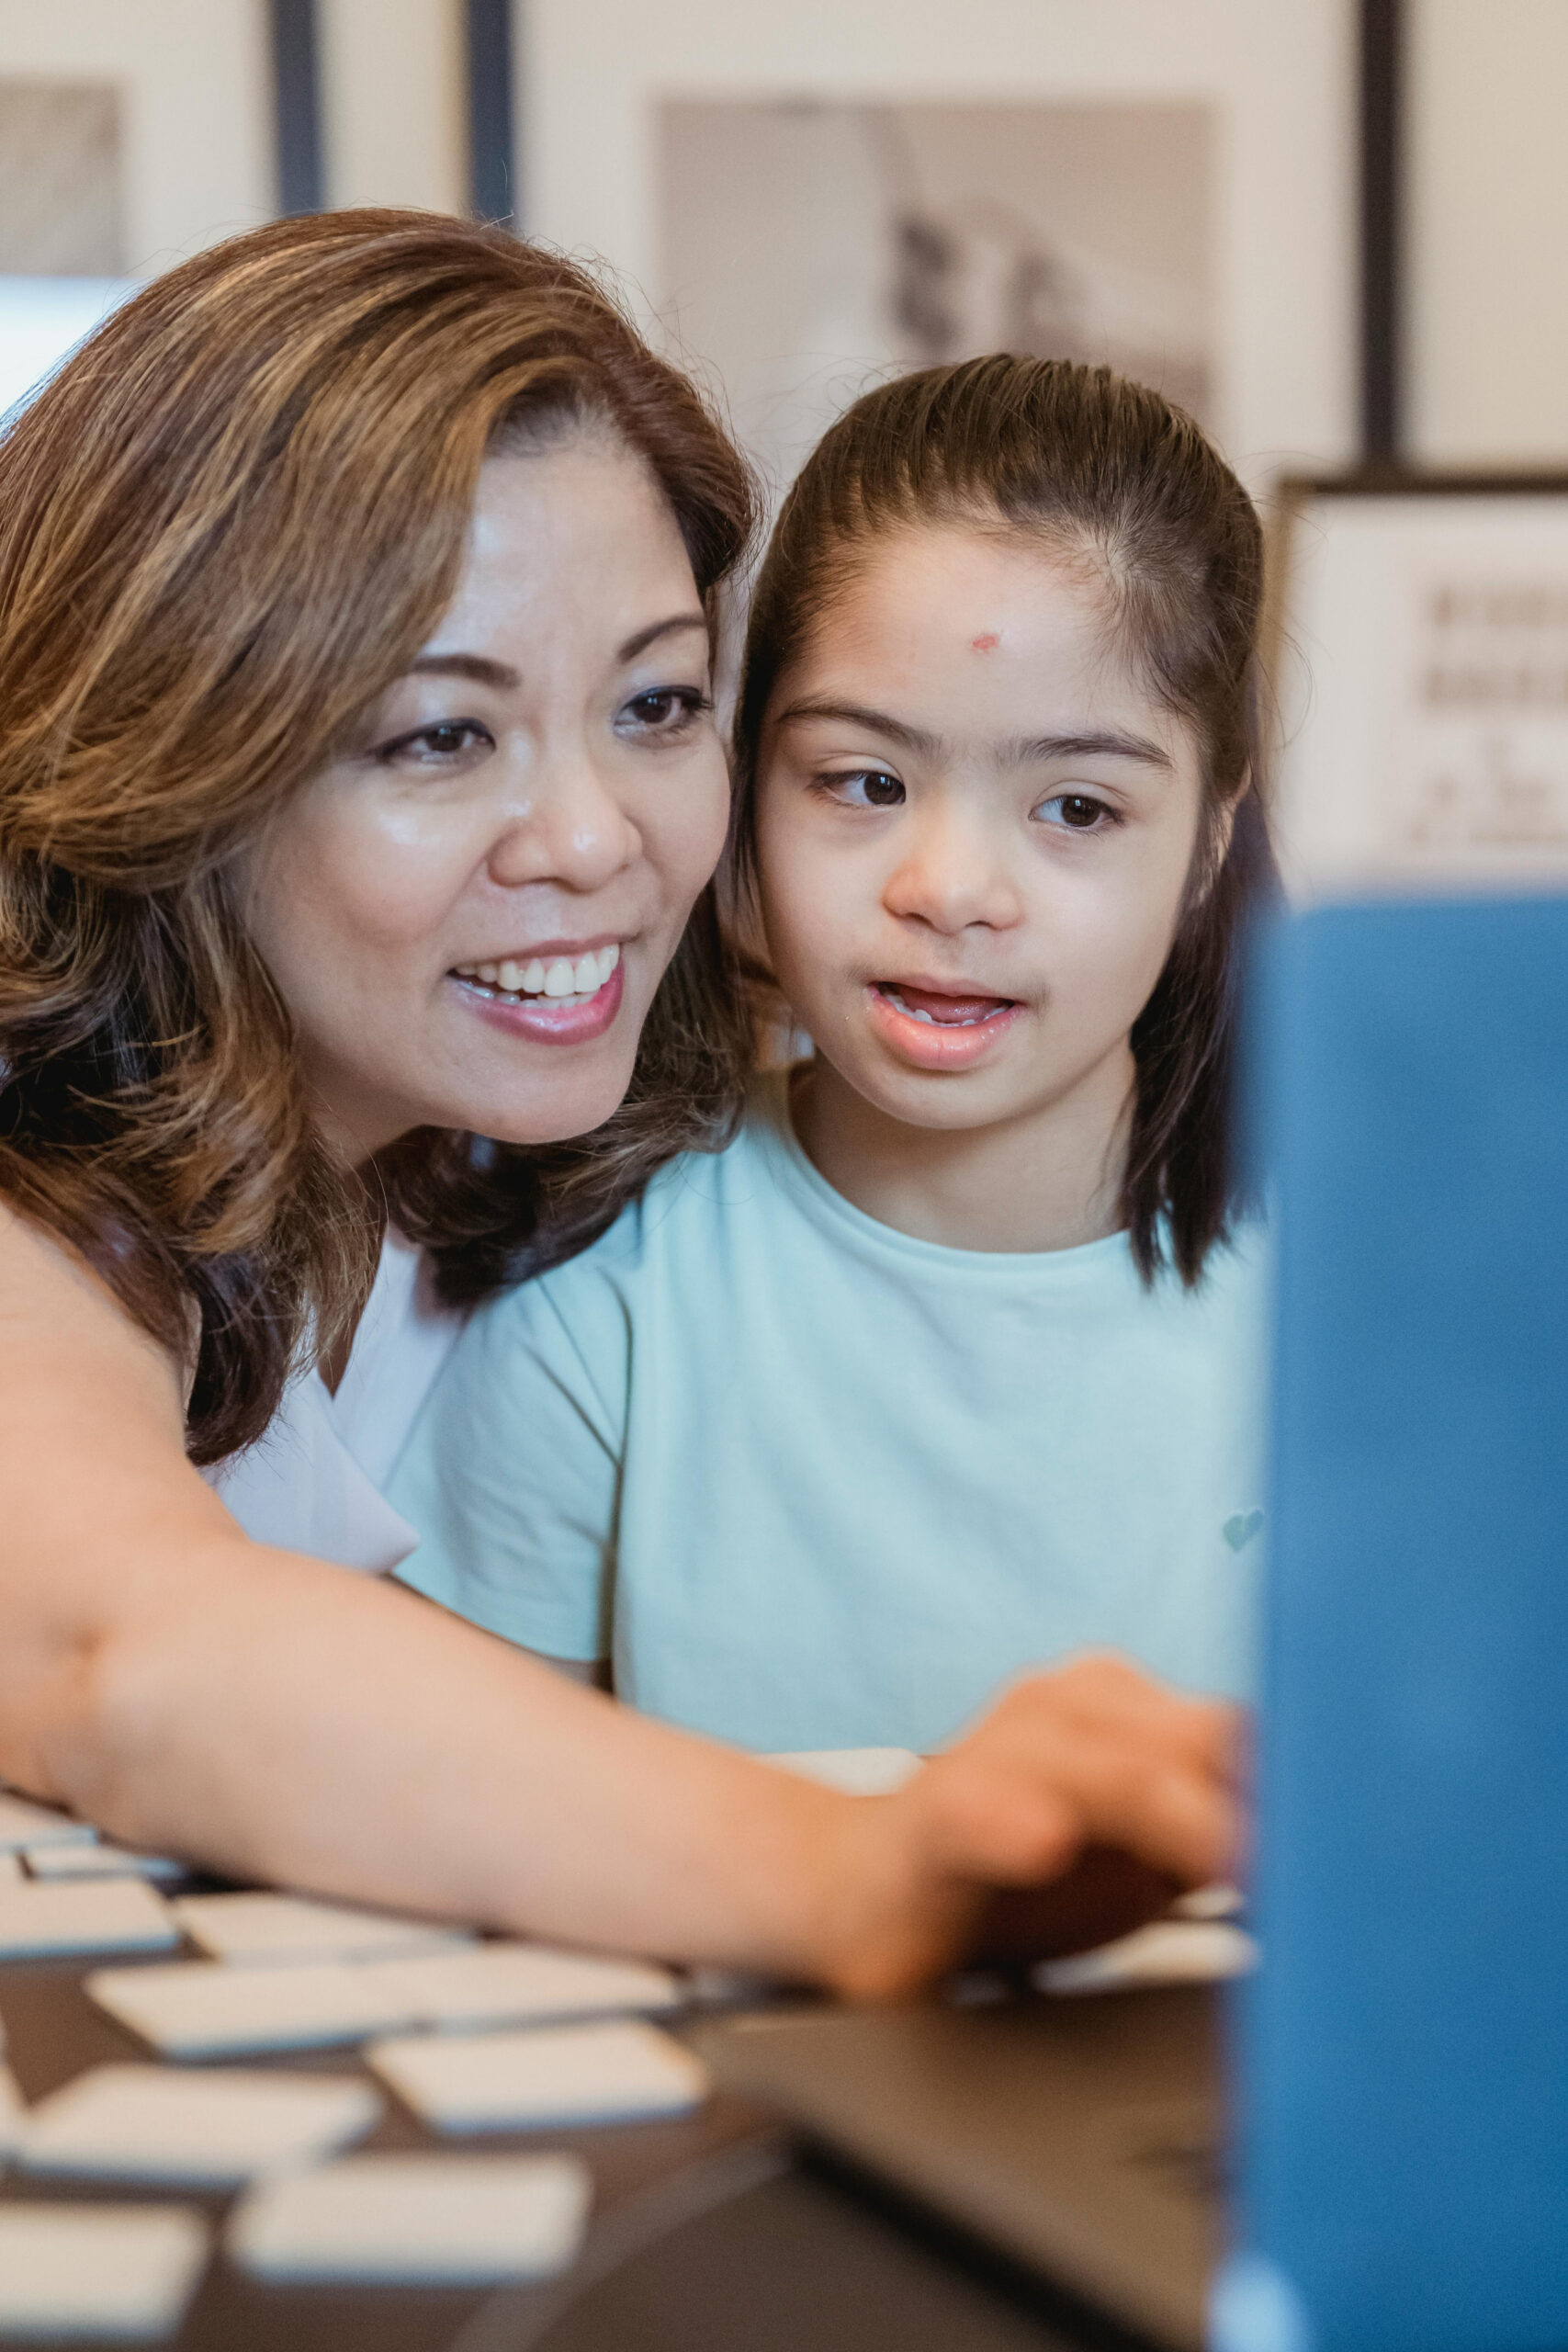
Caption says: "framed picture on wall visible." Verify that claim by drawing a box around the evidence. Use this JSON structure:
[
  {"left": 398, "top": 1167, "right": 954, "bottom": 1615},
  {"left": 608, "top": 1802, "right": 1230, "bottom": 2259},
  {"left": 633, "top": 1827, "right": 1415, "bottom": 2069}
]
[
  {"left": 1268, "top": 477, "right": 1568, "bottom": 899},
  {"left": 656, "top": 96, "right": 1217, "bottom": 499},
  {"left": 523, "top": 5, "right": 1356, "bottom": 504}
]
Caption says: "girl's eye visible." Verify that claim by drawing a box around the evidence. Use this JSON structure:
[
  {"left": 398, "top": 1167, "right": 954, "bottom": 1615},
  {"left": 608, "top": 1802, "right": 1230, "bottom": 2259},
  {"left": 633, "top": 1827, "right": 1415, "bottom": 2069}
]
[
  {"left": 824, "top": 769, "right": 906, "bottom": 809},
  {"left": 1034, "top": 791, "right": 1115, "bottom": 832},
  {"left": 622, "top": 687, "right": 712, "bottom": 733},
  {"left": 378, "top": 719, "right": 493, "bottom": 768}
]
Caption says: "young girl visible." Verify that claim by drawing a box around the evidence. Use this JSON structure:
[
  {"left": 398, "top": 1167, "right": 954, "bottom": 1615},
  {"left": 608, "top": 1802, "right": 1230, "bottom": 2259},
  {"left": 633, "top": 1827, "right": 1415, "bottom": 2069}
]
[{"left": 391, "top": 356, "right": 1276, "bottom": 1757}]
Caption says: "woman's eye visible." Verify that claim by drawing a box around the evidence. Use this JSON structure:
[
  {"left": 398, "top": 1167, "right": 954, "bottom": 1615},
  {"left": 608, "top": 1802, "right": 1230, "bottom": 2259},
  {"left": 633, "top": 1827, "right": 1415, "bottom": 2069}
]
[
  {"left": 825, "top": 770, "right": 906, "bottom": 809},
  {"left": 378, "top": 719, "right": 493, "bottom": 768},
  {"left": 1035, "top": 791, "right": 1113, "bottom": 832},
  {"left": 622, "top": 687, "right": 711, "bottom": 733}
]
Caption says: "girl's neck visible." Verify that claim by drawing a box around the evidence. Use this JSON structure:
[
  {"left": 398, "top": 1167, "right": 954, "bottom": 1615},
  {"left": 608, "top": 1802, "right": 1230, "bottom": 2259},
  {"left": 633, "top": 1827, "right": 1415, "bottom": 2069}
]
[{"left": 790, "top": 1046, "right": 1136, "bottom": 1255}]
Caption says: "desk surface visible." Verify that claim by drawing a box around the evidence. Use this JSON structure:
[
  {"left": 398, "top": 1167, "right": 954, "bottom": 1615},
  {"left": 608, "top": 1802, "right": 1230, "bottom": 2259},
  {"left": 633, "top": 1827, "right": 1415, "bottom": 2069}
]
[{"left": 0, "top": 1954, "right": 1101, "bottom": 2352}]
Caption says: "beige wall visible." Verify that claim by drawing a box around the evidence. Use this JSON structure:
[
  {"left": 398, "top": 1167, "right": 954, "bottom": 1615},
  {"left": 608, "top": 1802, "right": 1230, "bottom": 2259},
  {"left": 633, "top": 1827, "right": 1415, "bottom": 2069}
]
[
  {"left": 320, "top": 0, "right": 465, "bottom": 215},
  {"left": 1, "top": 1, "right": 1566, "bottom": 471},
  {"left": 1408, "top": 0, "right": 1568, "bottom": 465},
  {"left": 0, "top": 0, "right": 468, "bottom": 269},
  {"left": 0, "top": 0, "right": 273, "bottom": 269}
]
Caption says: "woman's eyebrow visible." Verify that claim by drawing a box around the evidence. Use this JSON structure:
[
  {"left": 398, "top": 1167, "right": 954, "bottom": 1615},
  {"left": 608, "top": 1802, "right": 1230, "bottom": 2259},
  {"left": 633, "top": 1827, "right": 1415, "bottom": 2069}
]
[
  {"left": 403, "top": 615, "right": 705, "bottom": 690},
  {"left": 407, "top": 652, "right": 521, "bottom": 689},
  {"left": 618, "top": 613, "right": 709, "bottom": 662}
]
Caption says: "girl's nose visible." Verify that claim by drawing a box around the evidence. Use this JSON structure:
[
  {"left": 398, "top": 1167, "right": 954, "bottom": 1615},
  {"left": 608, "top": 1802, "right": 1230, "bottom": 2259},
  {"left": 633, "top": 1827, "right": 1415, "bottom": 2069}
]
[
  {"left": 882, "top": 806, "right": 1023, "bottom": 934},
  {"left": 486, "top": 752, "right": 643, "bottom": 895}
]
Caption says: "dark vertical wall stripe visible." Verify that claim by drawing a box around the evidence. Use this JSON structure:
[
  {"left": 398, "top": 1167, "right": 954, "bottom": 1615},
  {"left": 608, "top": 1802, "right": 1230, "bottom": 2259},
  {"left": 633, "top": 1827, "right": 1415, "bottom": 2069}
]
[
  {"left": 467, "top": 0, "right": 517, "bottom": 228},
  {"left": 270, "top": 0, "right": 324, "bottom": 216},
  {"left": 1359, "top": 0, "right": 1404, "bottom": 462}
]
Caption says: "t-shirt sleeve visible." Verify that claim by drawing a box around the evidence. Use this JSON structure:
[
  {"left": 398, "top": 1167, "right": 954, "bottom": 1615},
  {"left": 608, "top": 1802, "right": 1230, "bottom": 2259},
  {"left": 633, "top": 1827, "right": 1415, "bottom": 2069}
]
[{"left": 387, "top": 1257, "right": 630, "bottom": 1663}]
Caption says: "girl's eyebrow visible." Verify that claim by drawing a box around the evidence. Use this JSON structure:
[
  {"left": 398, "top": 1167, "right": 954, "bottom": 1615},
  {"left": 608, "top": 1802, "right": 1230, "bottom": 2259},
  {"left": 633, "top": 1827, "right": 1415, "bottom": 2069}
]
[
  {"left": 775, "top": 698, "right": 1173, "bottom": 774},
  {"left": 1005, "top": 728, "right": 1174, "bottom": 771},
  {"left": 774, "top": 696, "right": 941, "bottom": 754}
]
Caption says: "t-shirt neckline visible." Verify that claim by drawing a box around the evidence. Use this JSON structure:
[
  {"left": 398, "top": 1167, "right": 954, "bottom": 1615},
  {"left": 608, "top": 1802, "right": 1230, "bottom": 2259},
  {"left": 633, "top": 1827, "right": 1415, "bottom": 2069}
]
[{"left": 748, "top": 1063, "right": 1137, "bottom": 1281}]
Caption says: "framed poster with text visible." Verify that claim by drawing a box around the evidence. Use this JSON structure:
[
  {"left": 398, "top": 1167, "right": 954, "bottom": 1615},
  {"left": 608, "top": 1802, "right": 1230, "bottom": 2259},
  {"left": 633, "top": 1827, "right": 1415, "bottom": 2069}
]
[{"left": 1269, "top": 476, "right": 1568, "bottom": 899}]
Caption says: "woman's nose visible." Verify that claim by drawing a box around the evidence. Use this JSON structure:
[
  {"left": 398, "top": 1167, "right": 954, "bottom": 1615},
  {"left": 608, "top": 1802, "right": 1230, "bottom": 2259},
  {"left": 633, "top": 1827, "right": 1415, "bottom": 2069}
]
[
  {"left": 883, "top": 806, "right": 1023, "bottom": 934},
  {"left": 485, "top": 751, "right": 643, "bottom": 895}
]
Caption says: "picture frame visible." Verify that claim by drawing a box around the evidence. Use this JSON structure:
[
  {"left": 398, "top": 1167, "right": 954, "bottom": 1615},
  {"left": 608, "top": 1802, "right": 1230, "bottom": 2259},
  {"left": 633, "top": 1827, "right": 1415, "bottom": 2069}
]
[
  {"left": 521, "top": 0, "right": 1361, "bottom": 496},
  {"left": 1267, "top": 473, "right": 1568, "bottom": 898}
]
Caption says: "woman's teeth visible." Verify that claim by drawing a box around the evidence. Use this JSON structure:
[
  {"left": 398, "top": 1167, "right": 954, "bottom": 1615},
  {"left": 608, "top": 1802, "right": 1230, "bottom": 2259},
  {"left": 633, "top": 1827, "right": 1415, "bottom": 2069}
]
[{"left": 455, "top": 943, "right": 620, "bottom": 1002}]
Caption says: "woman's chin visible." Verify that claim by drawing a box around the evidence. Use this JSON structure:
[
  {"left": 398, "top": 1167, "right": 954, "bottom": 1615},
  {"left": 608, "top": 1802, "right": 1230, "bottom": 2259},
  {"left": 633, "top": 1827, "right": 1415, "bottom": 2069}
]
[{"left": 461, "top": 1052, "right": 639, "bottom": 1150}]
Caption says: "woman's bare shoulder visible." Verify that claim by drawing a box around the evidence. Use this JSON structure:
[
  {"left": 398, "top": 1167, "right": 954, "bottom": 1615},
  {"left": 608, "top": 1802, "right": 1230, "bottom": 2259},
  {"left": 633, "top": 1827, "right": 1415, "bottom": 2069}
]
[{"left": 0, "top": 1195, "right": 189, "bottom": 1422}]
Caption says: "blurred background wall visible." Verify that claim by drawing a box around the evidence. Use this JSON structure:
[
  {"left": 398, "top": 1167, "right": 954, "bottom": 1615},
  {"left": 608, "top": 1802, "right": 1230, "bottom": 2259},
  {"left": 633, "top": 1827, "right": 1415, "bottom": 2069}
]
[{"left": 0, "top": 0, "right": 1559, "bottom": 477}]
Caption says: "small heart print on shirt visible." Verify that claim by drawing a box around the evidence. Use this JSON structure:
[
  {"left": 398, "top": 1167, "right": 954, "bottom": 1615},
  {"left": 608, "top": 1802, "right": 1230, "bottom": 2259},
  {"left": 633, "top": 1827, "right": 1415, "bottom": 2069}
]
[{"left": 1223, "top": 1509, "right": 1265, "bottom": 1554}]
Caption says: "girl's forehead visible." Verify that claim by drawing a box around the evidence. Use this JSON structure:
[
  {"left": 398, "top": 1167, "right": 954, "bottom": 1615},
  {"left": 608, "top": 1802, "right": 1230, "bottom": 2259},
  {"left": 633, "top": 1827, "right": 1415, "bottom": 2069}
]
[{"left": 781, "top": 524, "right": 1173, "bottom": 743}]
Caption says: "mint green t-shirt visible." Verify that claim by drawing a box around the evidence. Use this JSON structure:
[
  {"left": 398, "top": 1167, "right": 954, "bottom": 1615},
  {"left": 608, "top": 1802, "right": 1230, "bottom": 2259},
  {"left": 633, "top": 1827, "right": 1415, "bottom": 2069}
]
[{"left": 391, "top": 1071, "right": 1270, "bottom": 1753}]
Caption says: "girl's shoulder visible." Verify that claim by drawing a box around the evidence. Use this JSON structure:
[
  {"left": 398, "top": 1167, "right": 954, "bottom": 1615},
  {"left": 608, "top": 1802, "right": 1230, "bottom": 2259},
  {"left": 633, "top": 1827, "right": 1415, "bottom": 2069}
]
[
  {"left": 1201, "top": 1209, "right": 1271, "bottom": 1283},
  {"left": 480, "top": 1069, "right": 798, "bottom": 1318}
]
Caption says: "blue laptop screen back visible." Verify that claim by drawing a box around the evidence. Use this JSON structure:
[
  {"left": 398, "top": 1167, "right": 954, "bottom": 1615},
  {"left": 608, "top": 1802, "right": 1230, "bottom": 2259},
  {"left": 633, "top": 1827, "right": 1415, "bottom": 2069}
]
[{"left": 1231, "top": 898, "right": 1568, "bottom": 2352}]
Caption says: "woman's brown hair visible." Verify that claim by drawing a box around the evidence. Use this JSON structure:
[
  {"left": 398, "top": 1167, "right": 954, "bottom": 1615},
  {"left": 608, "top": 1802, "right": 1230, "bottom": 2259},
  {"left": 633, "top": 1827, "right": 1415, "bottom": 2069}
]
[
  {"left": 0, "top": 209, "right": 754, "bottom": 1464},
  {"left": 732, "top": 355, "right": 1278, "bottom": 1284}
]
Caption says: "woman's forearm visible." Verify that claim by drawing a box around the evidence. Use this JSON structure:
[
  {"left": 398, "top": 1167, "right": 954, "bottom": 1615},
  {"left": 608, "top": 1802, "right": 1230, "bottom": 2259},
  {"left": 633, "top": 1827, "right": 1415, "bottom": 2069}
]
[
  {"left": 0, "top": 1210, "right": 848, "bottom": 1974},
  {"left": 46, "top": 1535, "right": 853, "bottom": 1973}
]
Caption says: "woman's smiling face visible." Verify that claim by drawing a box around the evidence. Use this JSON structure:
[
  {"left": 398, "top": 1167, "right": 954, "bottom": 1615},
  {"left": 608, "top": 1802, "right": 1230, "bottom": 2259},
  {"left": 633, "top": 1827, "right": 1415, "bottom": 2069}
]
[
  {"left": 243, "top": 431, "right": 731, "bottom": 1161},
  {"left": 752, "top": 524, "right": 1212, "bottom": 1143}
]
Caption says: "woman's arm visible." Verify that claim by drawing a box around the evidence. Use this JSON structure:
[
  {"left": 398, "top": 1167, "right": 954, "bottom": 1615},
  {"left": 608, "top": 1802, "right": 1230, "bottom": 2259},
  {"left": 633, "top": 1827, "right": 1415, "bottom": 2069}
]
[{"left": 0, "top": 1204, "right": 1239, "bottom": 1994}]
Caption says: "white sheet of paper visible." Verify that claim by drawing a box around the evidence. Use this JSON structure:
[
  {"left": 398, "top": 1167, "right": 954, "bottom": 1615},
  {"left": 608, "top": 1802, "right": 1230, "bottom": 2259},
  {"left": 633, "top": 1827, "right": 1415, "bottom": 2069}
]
[
  {"left": 173, "top": 1891, "right": 471, "bottom": 1965},
  {"left": 367, "top": 1941, "right": 681, "bottom": 2029},
  {"left": 0, "top": 2205, "right": 208, "bottom": 2337},
  {"left": 0, "top": 1876, "right": 178, "bottom": 1960},
  {"left": 0, "top": 1792, "right": 97, "bottom": 1852},
  {"left": 370, "top": 2018, "right": 709, "bottom": 2132},
  {"left": 20, "top": 2063, "right": 381, "bottom": 2185},
  {"left": 88, "top": 1958, "right": 419, "bottom": 2059},
  {"left": 229, "top": 2151, "right": 592, "bottom": 2284},
  {"left": 25, "top": 1840, "right": 187, "bottom": 1884},
  {"left": 0, "top": 2064, "right": 25, "bottom": 2157},
  {"left": 765, "top": 1747, "right": 921, "bottom": 1794},
  {"left": 90, "top": 1938, "right": 680, "bottom": 2059},
  {"left": 1035, "top": 1918, "right": 1258, "bottom": 1996},
  {"left": 1169, "top": 1883, "right": 1245, "bottom": 1921}
]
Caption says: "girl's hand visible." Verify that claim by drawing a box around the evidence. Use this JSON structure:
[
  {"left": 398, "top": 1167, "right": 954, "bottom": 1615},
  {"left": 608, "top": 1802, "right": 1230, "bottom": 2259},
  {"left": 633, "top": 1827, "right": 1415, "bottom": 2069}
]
[{"left": 814, "top": 1655, "right": 1244, "bottom": 1998}]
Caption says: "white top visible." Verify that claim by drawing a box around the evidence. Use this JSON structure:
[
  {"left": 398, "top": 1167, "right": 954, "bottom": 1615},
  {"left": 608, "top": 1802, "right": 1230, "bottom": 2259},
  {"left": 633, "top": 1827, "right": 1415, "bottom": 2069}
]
[
  {"left": 206, "top": 1231, "right": 465, "bottom": 1574},
  {"left": 392, "top": 1071, "right": 1270, "bottom": 1753}
]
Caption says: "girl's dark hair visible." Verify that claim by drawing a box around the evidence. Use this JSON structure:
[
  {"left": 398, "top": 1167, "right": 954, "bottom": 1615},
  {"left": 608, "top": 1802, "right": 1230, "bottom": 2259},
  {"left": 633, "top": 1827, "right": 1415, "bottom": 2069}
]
[
  {"left": 0, "top": 209, "right": 754, "bottom": 1464},
  {"left": 731, "top": 354, "right": 1278, "bottom": 1284}
]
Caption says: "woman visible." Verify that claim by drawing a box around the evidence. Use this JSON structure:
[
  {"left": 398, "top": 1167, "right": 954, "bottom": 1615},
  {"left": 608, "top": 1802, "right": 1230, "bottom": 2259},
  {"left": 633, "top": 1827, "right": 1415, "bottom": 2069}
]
[{"left": 0, "top": 210, "right": 1237, "bottom": 1990}]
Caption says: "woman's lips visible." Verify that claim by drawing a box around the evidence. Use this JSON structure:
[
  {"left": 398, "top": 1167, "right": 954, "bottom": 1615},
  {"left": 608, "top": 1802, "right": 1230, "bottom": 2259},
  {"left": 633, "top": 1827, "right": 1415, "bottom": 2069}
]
[
  {"left": 867, "top": 980, "right": 1022, "bottom": 1071},
  {"left": 454, "top": 957, "right": 625, "bottom": 1045}
]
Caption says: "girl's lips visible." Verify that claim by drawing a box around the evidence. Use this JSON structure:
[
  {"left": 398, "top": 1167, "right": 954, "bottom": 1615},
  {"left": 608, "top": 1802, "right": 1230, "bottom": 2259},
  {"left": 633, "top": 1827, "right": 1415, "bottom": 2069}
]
[
  {"left": 454, "top": 957, "right": 625, "bottom": 1045},
  {"left": 866, "top": 980, "right": 1022, "bottom": 1071}
]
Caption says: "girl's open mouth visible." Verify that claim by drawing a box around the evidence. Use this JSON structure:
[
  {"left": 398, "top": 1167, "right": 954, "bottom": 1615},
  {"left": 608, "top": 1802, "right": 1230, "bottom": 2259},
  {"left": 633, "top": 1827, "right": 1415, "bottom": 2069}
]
[
  {"left": 868, "top": 980, "right": 1023, "bottom": 1071},
  {"left": 877, "top": 983, "right": 1016, "bottom": 1029}
]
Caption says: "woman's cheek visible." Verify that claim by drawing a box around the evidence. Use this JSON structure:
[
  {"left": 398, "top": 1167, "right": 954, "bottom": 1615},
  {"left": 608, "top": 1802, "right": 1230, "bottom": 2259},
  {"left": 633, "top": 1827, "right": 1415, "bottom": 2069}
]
[
  {"left": 335, "top": 805, "right": 485, "bottom": 948},
  {"left": 672, "top": 763, "right": 733, "bottom": 892}
]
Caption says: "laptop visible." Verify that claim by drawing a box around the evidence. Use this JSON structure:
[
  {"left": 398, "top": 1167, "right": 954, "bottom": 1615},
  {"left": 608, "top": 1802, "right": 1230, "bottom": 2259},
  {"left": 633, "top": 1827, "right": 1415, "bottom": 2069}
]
[{"left": 697, "top": 898, "right": 1568, "bottom": 2352}]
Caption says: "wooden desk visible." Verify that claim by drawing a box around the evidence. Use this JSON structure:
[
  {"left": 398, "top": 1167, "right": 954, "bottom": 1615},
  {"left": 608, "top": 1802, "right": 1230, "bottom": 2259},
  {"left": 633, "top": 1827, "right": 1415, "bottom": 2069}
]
[{"left": 0, "top": 1955, "right": 1097, "bottom": 2352}]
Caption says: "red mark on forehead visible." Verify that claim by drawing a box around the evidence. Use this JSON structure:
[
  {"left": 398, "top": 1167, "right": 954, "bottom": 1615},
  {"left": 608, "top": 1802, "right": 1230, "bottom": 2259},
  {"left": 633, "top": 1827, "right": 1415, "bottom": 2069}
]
[{"left": 970, "top": 631, "right": 1000, "bottom": 652}]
